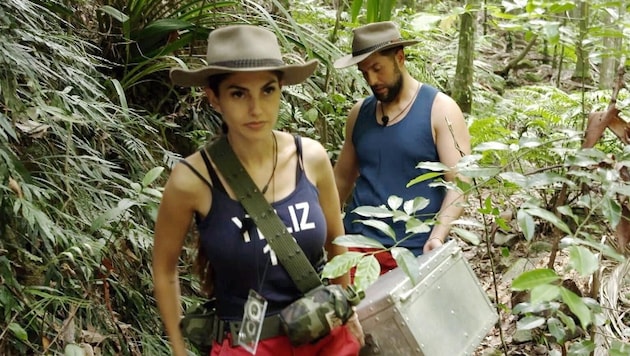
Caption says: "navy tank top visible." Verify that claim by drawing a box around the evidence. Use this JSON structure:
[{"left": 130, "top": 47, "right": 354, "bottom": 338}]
[
  {"left": 194, "top": 136, "right": 326, "bottom": 321},
  {"left": 343, "top": 84, "right": 445, "bottom": 256}
]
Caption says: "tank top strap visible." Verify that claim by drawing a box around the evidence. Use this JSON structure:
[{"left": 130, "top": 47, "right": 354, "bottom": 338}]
[
  {"left": 293, "top": 135, "right": 304, "bottom": 181},
  {"left": 178, "top": 159, "right": 212, "bottom": 189},
  {"left": 200, "top": 148, "right": 227, "bottom": 194}
]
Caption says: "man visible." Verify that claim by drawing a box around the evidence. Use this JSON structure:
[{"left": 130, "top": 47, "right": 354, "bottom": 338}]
[{"left": 333, "top": 21, "right": 471, "bottom": 273}]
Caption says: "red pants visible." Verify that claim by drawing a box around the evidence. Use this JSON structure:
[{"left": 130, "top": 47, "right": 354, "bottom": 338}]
[
  {"left": 210, "top": 325, "right": 360, "bottom": 355},
  {"left": 349, "top": 247, "right": 397, "bottom": 282}
]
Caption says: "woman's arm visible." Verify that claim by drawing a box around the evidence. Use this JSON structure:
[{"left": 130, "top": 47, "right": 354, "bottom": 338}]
[{"left": 153, "top": 160, "right": 209, "bottom": 356}]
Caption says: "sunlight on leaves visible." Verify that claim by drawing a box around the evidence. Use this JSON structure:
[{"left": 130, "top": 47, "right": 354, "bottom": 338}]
[{"left": 387, "top": 196, "right": 403, "bottom": 210}]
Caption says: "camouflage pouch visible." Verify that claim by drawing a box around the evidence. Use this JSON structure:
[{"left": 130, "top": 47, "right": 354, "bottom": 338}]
[
  {"left": 279, "top": 284, "right": 364, "bottom": 346},
  {"left": 180, "top": 299, "right": 217, "bottom": 353}
]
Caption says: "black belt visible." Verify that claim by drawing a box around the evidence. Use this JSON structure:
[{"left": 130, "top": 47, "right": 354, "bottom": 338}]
[{"left": 215, "top": 314, "right": 284, "bottom": 346}]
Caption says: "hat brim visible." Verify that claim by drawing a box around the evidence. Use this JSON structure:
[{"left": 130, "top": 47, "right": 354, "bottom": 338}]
[
  {"left": 333, "top": 40, "right": 420, "bottom": 69},
  {"left": 170, "top": 59, "right": 319, "bottom": 87}
]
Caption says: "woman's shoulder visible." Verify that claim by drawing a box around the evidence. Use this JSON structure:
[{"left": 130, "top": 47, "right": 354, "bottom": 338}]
[{"left": 167, "top": 151, "right": 212, "bottom": 195}]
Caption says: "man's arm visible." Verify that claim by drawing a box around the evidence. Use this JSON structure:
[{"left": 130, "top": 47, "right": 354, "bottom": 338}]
[
  {"left": 333, "top": 101, "right": 363, "bottom": 207},
  {"left": 424, "top": 93, "right": 471, "bottom": 253}
]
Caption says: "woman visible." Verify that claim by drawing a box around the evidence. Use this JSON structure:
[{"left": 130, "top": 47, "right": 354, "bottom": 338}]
[{"left": 152, "top": 25, "right": 363, "bottom": 356}]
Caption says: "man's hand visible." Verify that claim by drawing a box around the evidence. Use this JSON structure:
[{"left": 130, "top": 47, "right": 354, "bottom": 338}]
[{"left": 423, "top": 237, "right": 444, "bottom": 254}]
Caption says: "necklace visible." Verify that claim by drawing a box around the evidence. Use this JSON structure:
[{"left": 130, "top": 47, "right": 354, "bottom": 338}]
[
  {"left": 380, "top": 82, "right": 420, "bottom": 126},
  {"left": 261, "top": 132, "right": 278, "bottom": 195}
]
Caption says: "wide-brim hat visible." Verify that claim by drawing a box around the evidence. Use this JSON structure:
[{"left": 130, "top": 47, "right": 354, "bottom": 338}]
[
  {"left": 170, "top": 25, "right": 319, "bottom": 87},
  {"left": 334, "top": 21, "right": 419, "bottom": 69}
]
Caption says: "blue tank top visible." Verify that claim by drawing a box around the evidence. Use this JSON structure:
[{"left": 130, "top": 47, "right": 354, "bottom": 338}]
[
  {"left": 343, "top": 84, "right": 445, "bottom": 256},
  {"left": 196, "top": 136, "right": 326, "bottom": 320}
]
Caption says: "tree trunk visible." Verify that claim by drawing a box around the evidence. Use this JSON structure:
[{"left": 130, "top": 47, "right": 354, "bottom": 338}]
[
  {"left": 599, "top": 3, "right": 624, "bottom": 89},
  {"left": 571, "top": 0, "right": 593, "bottom": 83},
  {"left": 452, "top": 1, "right": 476, "bottom": 113}
]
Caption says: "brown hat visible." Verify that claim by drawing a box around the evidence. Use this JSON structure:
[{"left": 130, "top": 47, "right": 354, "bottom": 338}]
[
  {"left": 170, "top": 25, "right": 319, "bottom": 87},
  {"left": 333, "top": 21, "right": 419, "bottom": 69}
]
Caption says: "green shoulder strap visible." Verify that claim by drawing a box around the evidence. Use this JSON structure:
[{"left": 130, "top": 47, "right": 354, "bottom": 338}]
[{"left": 207, "top": 136, "right": 323, "bottom": 294}]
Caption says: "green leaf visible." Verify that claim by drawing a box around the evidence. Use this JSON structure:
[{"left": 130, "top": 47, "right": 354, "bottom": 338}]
[
  {"left": 512, "top": 268, "right": 559, "bottom": 291},
  {"left": 405, "top": 218, "right": 431, "bottom": 235},
  {"left": 499, "top": 172, "right": 528, "bottom": 188},
  {"left": 530, "top": 284, "right": 560, "bottom": 304},
  {"left": 524, "top": 207, "right": 571, "bottom": 235},
  {"left": 353, "top": 255, "right": 380, "bottom": 292},
  {"left": 407, "top": 171, "right": 443, "bottom": 187},
  {"left": 350, "top": 0, "right": 364, "bottom": 22},
  {"left": 610, "top": 340, "right": 630, "bottom": 356},
  {"left": 460, "top": 167, "right": 501, "bottom": 178},
  {"left": 357, "top": 219, "right": 397, "bottom": 240},
  {"left": 474, "top": 141, "right": 509, "bottom": 151},
  {"left": 402, "top": 197, "right": 429, "bottom": 215},
  {"left": 556, "top": 309, "right": 576, "bottom": 333},
  {"left": 391, "top": 247, "right": 420, "bottom": 285},
  {"left": 322, "top": 251, "right": 364, "bottom": 279},
  {"left": 567, "top": 339, "right": 595, "bottom": 356},
  {"left": 451, "top": 227, "right": 480, "bottom": 245},
  {"left": 415, "top": 161, "right": 449, "bottom": 172},
  {"left": 568, "top": 246, "right": 598, "bottom": 277},
  {"left": 332, "top": 234, "right": 386, "bottom": 249},
  {"left": 547, "top": 317, "right": 566, "bottom": 342},
  {"left": 8, "top": 322, "right": 27, "bottom": 341},
  {"left": 560, "top": 287, "right": 591, "bottom": 330},
  {"left": 64, "top": 343, "right": 85, "bottom": 356},
  {"left": 516, "top": 315, "right": 546, "bottom": 330},
  {"left": 141, "top": 166, "right": 164, "bottom": 188},
  {"left": 387, "top": 196, "right": 403, "bottom": 210},
  {"left": 352, "top": 206, "right": 393, "bottom": 218},
  {"left": 98, "top": 5, "right": 129, "bottom": 23},
  {"left": 600, "top": 195, "right": 621, "bottom": 229},
  {"left": 517, "top": 209, "right": 535, "bottom": 241}
]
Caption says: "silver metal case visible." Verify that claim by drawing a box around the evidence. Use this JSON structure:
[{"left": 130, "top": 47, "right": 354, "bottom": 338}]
[{"left": 356, "top": 240, "right": 497, "bottom": 355}]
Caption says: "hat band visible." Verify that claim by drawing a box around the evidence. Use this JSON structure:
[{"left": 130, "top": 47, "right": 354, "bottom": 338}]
[
  {"left": 352, "top": 38, "right": 404, "bottom": 57},
  {"left": 210, "top": 58, "right": 286, "bottom": 68}
]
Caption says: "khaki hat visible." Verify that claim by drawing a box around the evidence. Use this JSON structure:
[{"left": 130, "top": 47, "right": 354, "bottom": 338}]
[
  {"left": 170, "top": 25, "right": 319, "bottom": 87},
  {"left": 333, "top": 21, "right": 419, "bottom": 69}
]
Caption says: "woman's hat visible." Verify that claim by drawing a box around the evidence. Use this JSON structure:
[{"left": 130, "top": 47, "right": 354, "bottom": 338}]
[
  {"left": 333, "top": 21, "right": 419, "bottom": 69},
  {"left": 170, "top": 25, "right": 319, "bottom": 87}
]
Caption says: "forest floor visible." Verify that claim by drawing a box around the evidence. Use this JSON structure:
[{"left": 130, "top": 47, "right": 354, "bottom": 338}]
[{"left": 463, "top": 208, "right": 629, "bottom": 356}]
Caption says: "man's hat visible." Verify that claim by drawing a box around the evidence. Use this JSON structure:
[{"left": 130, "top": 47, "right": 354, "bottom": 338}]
[
  {"left": 170, "top": 25, "right": 319, "bottom": 87},
  {"left": 333, "top": 21, "right": 419, "bottom": 69}
]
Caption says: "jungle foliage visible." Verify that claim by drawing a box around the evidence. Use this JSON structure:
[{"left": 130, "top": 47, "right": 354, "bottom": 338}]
[{"left": 1, "top": 0, "right": 629, "bottom": 355}]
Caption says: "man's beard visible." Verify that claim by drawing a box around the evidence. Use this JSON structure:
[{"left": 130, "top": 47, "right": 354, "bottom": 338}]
[{"left": 372, "top": 65, "right": 403, "bottom": 103}]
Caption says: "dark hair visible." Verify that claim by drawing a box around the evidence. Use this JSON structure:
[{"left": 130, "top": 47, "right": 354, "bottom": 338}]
[{"left": 193, "top": 235, "right": 214, "bottom": 296}]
